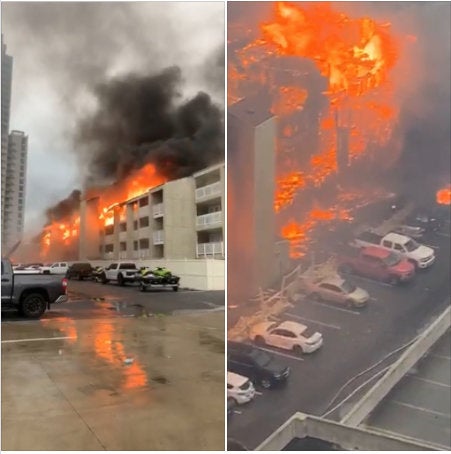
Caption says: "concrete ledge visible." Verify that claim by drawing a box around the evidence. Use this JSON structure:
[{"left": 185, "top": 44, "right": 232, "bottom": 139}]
[
  {"left": 342, "top": 305, "right": 451, "bottom": 427},
  {"left": 256, "top": 412, "right": 444, "bottom": 451}
]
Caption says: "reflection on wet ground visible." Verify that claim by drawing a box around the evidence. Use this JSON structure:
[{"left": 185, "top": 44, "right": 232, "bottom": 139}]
[{"left": 2, "top": 308, "right": 224, "bottom": 450}]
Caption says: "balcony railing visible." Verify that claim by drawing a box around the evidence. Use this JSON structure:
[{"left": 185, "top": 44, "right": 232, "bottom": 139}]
[
  {"left": 152, "top": 203, "right": 164, "bottom": 218},
  {"left": 153, "top": 230, "right": 164, "bottom": 245},
  {"left": 196, "top": 211, "right": 222, "bottom": 229},
  {"left": 196, "top": 242, "right": 224, "bottom": 258},
  {"left": 195, "top": 181, "right": 221, "bottom": 201}
]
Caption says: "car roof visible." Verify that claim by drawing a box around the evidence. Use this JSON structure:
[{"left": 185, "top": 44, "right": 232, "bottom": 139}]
[
  {"left": 363, "top": 246, "right": 391, "bottom": 258},
  {"left": 278, "top": 321, "right": 307, "bottom": 334},
  {"left": 227, "top": 371, "right": 248, "bottom": 387},
  {"left": 320, "top": 276, "right": 346, "bottom": 287},
  {"left": 384, "top": 232, "right": 409, "bottom": 244}
]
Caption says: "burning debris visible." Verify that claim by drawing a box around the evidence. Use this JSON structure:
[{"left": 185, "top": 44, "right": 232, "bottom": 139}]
[{"left": 436, "top": 186, "right": 451, "bottom": 206}]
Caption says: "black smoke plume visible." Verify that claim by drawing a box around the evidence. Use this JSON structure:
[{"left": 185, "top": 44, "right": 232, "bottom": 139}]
[
  {"left": 45, "top": 190, "right": 81, "bottom": 224},
  {"left": 76, "top": 66, "right": 224, "bottom": 184}
]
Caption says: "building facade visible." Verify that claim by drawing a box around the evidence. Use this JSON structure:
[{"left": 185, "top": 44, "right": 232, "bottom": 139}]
[
  {"left": 79, "top": 163, "right": 225, "bottom": 261},
  {"left": 2, "top": 131, "right": 28, "bottom": 252}
]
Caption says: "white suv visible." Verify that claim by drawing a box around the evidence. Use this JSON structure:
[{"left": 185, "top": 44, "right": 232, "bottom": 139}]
[{"left": 101, "top": 262, "right": 138, "bottom": 286}]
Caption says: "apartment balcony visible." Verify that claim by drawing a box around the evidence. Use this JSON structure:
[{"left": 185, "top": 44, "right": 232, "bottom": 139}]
[
  {"left": 195, "top": 181, "right": 221, "bottom": 202},
  {"left": 152, "top": 203, "right": 164, "bottom": 218},
  {"left": 153, "top": 230, "right": 164, "bottom": 245},
  {"left": 196, "top": 241, "right": 224, "bottom": 258},
  {"left": 196, "top": 211, "right": 222, "bottom": 230}
]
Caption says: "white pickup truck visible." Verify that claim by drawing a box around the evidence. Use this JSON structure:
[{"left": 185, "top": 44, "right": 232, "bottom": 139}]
[
  {"left": 40, "top": 262, "right": 69, "bottom": 275},
  {"left": 100, "top": 262, "right": 138, "bottom": 286},
  {"left": 350, "top": 231, "right": 435, "bottom": 269}
]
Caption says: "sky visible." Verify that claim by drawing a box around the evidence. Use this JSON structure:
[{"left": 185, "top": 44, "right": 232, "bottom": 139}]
[{"left": 1, "top": 1, "right": 224, "bottom": 233}]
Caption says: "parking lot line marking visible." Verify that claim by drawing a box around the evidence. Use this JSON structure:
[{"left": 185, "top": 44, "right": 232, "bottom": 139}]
[
  {"left": 285, "top": 313, "right": 341, "bottom": 330},
  {"left": 311, "top": 301, "right": 361, "bottom": 315},
  {"left": 408, "top": 375, "right": 451, "bottom": 388},
  {"left": 254, "top": 346, "right": 304, "bottom": 361},
  {"left": 255, "top": 391, "right": 263, "bottom": 396},
  {"left": 392, "top": 400, "right": 451, "bottom": 419},
  {"left": 350, "top": 275, "right": 394, "bottom": 288},
  {"left": 1, "top": 336, "right": 76, "bottom": 344},
  {"left": 233, "top": 410, "right": 242, "bottom": 414},
  {"left": 369, "top": 297, "right": 378, "bottom": 302},
  {"left": 430, "top": 353, "right": 451, "bottom": 361},
  {"left": 436, "top": 232, "right": 450, "bottom": 238}
]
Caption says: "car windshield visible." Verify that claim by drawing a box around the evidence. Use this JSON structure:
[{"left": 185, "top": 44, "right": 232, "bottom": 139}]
[
  {"left": 383, "top": 252, "right": 401, "bottom": 266},
  {"left": 405, "top": 239, "right": 420, "bottom": 252},
  {"left": 341, "top": 281, "right": 356, "bottom": 293},
  {"left": 249, "top": 349, "right": 271, "bottom": 367}
]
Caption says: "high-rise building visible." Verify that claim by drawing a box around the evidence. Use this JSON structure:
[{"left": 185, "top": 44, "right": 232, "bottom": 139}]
[
  {"left": 2, "top": 131, "right": 28, "bottom": 252},
  {"left": 1, "top": 36, "right": 13, "bottom": 219}
]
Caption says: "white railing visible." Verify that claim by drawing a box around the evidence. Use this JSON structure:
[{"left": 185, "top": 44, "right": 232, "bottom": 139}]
[
  {"left": 195, "top": 181, "right": 221, "bottom": 201},
  {"left": 196, "top": 211, "right": 222, "bottom": 228},
  {"left": 196, "top": 241, "right": 224, "bottom": 258},
  {"left": 119, "top": 251, "right": 128, "bottom": 259},
  {"left": 152, "top": 203, "right": 164, "bottom": 217},
  {"left": 153, "top": 230, "right": 164, "bottom": 245}
]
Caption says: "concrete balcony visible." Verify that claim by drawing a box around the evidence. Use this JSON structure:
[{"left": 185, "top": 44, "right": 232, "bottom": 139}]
[
  {"left": 152, "top": 203, "right": 164, "bottom": 218},
  {"left": 195, "top": 181, "right": 221, "bottom": 202},
  {"left": 153, "top": 230, "right": 164, "bottom": 245},
  {"left": 196, "top": 241, "right": 224, "bottom": 258},
  {"left": 196, "top": 211, "right": 222, "bottom": 230}
]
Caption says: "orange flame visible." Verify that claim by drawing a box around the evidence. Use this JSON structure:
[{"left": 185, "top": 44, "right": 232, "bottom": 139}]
[{"left": 436, "top": 186, "right": 451, "bottom": 205}]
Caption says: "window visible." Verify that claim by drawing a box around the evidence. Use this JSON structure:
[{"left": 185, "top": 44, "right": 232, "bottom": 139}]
[
  {"left": 105, "top": 244, "right": 114, "bottom": 253},
  {"left": 119, "top": 222, "right": 127, "bottom": 232},
  {"left": 394, "top": 244, "right": 404, "bottom": 252},
  {"left": 139, "top": 238, "right": 150, "bottom": 249},
  {"left": 382, "top": 240, "right": 392, "bottom": 248},
  {"left": 139, "top": 196, "right": 149, "bottom": 207},
  {"left": 139, "top": 216, "right": 149, "bottom": 228},
  {"left": 105, "top": 225, "right": 114, "bottom": 235},
  {"left": 133, "top": 241, "right": 138, "bottom": 251},
  {"left": 120, "top": 242, "right": 126, "bottom": 251},
  {"left": 119, "top": 263, "right": 136, "bottom": 270},
  {"left": 133, "top": 220, "right": 138, "bottom": 230}
]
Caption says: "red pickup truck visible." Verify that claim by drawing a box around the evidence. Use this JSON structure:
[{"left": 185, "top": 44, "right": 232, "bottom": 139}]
[{"left": 337, "top": 246, "right": 415, "bottom": 285}]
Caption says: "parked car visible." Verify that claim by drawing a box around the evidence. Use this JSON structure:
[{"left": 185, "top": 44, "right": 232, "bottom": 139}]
[
  {"left": 92, "top": 266, "right": 105, "bottom": 282},
  {"left": 227, "top": 341, "right": 290, "bottom": 389},
  {"left": 350, "top": 231, "right": 435, "bottom": 269},
  {"left": 227, "top": 372, "right": 256, "bottom": 405},
  {"left": 338, "top": 246, "right": 415, "bottom": 284},
  {"left": 66, "top": 262, "right": 93, "bottom": 280},
  {"left": 250, "top": 321, "right": 323, "bottom": 355},
  {"left": 1, "top": 258, "right": 68, "bottom": 318},
  {"left": 100, "top": 262, "right": 137, "bottom": 285},
  {"left": 302, "top": 276, "right": 369, "bottom": 308},
  {"left": 41, "top": 262, "right": 69, "bottom": 275}
]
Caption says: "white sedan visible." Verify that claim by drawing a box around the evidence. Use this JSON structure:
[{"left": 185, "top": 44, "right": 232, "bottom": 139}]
[
  {"left": 227, "top": 372, "right": 255, "bottom": 405},
  {"left": 250, "top": 321, "right": 323, "bottom": 355}
]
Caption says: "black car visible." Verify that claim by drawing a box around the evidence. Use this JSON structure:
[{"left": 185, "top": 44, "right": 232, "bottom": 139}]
[
  {"left": 66, "top": 262, "right": 93, "bottom": 280},
  {"left": 227, "top": 341, "right": 290, "bottom": 389}
]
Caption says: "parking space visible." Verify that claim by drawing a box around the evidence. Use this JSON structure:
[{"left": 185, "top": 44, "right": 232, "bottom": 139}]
[{"left": 228, "top": 221, "right": 451, "bottom": 449}]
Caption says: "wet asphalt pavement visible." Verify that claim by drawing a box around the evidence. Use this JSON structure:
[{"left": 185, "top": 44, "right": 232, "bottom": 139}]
[
  {"left": 1, "top": 282, "right": 225, "bottom": 451},
  {"left": 228, "top": 224, "right": 450, "bottom": 449}
]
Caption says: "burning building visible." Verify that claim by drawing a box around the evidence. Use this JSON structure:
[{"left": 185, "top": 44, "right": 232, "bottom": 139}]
[{"left": 227, "top": 1, "right": 450, "bottom": 301}]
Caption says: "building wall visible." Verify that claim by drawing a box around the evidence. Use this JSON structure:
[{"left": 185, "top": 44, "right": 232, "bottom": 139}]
[
  {"left": 81, "top": 163, "right": 225, "bottom": 262},
  {"left": 2, "top": 131, "right": 28, "bottom": 252}
]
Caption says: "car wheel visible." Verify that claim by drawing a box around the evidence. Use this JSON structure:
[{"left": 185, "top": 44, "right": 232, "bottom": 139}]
[
  {"left": 388, "top": 275, "right": 399, "bottom": 285},
  {"left": 78, "top": 274, "right": 83, "bottom": 281},
  {"left": 43, "top": 270, "right": 50, "bottom": 275},
  {"left": 292, "top": 344, "right": 303, "bottom": 355},
  {"left": 172, "top": 286, "right": 178, "bottom": 292},
  {"left": 139, "top": 283, "right": 146, "bottom": 292},
  {"left": 254, "top": 335, "right": 266, "bottom": 346},
  {"left": 345, "top": 299, "right": 355, "bottom": 308},
  {"left": 117, "top": 274, "right": 125, "bottom": 286},
  {"left": 339, "top": 265, "right": 353, "bottom": 275},
  {"left": 101, "top": 274, "right": 108, "bottom": 284},
  {"left": 260, "top": 379, "right": 271, "bottom": 389},
  {"left": 20, "top": 293, "right": 47, "bottom": 319}
]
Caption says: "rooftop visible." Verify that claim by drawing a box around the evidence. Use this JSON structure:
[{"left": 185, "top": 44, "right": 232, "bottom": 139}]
[{"left": 228, "top": 94, "right": 274, "bottom": 127}]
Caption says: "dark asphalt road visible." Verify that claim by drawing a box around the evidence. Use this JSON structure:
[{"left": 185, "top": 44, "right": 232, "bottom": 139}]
[
  {"left": 228, "top": 226, "right": 450, "bottom": 449},
  {"left": 1, "top": 280, "right": 225, "bottom": 322}
]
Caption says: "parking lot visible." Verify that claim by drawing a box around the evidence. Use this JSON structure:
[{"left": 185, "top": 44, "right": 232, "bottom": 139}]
[
  {"left": 228, "top": 221, "right": 450, "bottom": 449},
  {"left": 2, "top": 281, "right": 225, "bottom": 451}
]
